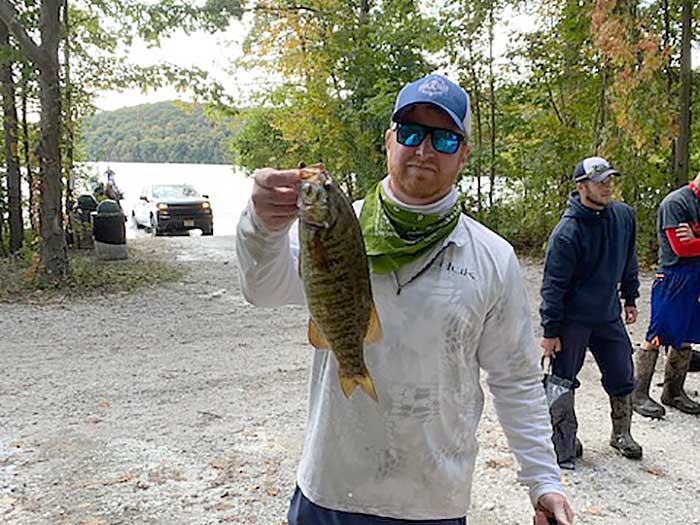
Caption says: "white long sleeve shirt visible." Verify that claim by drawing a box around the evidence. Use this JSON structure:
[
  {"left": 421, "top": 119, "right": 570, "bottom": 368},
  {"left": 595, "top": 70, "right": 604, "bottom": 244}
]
[{"left": 235, "top": 200, "right": 563, "bottom": 520}]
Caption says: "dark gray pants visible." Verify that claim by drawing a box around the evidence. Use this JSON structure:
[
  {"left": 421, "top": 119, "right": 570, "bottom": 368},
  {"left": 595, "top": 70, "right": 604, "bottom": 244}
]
[
  {"left": 554, "top": 319, "right": 635, "bottom": 397},
  {"left": 288, "top": 486, "right": 466, "bottom": 525}
]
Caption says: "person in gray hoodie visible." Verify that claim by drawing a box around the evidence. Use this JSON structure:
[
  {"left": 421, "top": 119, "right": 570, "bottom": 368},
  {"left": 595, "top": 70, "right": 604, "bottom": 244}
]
[{"left": 539, "top": 156, "right": 642, "bottom": 469}]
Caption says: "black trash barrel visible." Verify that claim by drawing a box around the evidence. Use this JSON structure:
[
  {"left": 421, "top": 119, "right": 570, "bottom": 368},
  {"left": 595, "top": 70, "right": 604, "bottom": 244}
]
[
  {"left": 92, "top": 200, "right": 127, "bottom": 260},
  {"left": 70, "top": 193, "right": 99, "bottom": 249},
  {"left": 76, "top": 193, "right": 99, "bottom": 212}
]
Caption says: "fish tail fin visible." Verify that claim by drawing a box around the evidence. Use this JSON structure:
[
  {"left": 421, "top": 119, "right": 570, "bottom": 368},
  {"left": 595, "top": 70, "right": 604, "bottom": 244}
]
[
  {"left": 358, "top": 372, "right": 379, "bottom": 402},
  {"left": 339, "top": 367, "right": 378, "bottom": 402}
]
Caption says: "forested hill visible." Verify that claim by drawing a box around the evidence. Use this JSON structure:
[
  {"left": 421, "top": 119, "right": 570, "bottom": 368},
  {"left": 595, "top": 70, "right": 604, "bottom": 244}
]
[{"left": 82, "top": 101, "right": 232, "bottom": 164}]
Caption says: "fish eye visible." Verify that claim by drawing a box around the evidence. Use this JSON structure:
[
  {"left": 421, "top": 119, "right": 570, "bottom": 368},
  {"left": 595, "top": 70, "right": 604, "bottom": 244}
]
[{"left": 301, "top": 182, "right": 314, "bottom": 196}]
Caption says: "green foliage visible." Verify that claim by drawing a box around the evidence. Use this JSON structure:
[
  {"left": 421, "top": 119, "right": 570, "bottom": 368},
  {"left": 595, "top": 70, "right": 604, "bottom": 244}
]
[
  {"left": 450, "top": 0, "right": 692, "bottom": 263},
  {"left": 81, "top": 101, "right": 233, "bottom": 163},
  {"left": 230, "top": 106, "right": 289, "bottom": 169},
  {"left": 130, "top": 0, "right": 243, "bottom": 42},
  {"left": 229, "top": 0, "right": 439, "bottom": 197},
  {"left": 222, "top": 0, "right": 698, "bottom": 265},
  {"left": 3, "top": 0, "right": 700, "bottom": 273}
]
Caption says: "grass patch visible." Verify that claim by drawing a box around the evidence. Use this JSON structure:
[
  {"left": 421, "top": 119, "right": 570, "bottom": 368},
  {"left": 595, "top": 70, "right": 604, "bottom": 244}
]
[{"left": 0, "top": 245, "right": 184, "bottom": 303}]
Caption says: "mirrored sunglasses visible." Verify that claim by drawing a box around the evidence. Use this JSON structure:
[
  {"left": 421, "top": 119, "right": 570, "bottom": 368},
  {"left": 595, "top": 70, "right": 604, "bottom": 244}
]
[{"left": 393, "top": 122, "right": 465, "bottom": 155}]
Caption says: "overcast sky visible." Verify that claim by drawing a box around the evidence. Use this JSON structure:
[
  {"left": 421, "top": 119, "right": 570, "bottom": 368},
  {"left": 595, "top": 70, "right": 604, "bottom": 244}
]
[
  {"left": 92, "top": 9, "right": 698, "bottom": 113},
  {"left": 94, "top": 8, "right": 537, "bottom": 112},
  {"left": 93, "top": 19, "right": 249, "bottom": 111}
]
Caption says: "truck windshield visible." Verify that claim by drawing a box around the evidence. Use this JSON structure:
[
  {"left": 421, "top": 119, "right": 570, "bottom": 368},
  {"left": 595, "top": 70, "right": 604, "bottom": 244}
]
[{"left": 152, "top": 185, "right": 200, "bottom": 199}]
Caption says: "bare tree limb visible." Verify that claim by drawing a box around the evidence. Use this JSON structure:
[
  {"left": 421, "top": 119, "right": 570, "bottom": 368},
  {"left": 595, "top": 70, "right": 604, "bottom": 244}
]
[
  {"left": 0, "top": 0, "right": 42, "bottom": 65},
  {"left": 545, "top": 80, "right": 565, "bottom": 126}
]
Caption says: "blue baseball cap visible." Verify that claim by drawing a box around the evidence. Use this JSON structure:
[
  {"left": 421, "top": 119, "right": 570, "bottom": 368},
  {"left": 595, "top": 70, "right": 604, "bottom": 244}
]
[
  {"left": 391, "top": 74, "right": 471, "bottom": 137},
  {"left": 572, "top": 156, "right": 620, "bottom": 183}
]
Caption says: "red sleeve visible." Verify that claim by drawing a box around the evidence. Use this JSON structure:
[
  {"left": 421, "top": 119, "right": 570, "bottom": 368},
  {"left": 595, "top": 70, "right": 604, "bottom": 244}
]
[{"left": 665, "top": 228, "right": 700, "bottom": 257}]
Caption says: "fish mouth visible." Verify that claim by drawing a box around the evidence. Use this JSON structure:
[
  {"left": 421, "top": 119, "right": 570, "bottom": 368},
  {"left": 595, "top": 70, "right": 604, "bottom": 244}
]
[
  {"left": 298, "top": 209, "right": 326, "bottom": 229},
  {"left": 299, "top": 208, "right": 333, "bottom": 230}
]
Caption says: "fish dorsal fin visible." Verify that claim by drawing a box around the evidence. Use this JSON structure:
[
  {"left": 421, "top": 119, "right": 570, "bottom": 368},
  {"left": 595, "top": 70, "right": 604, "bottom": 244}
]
[
  {"left": 300, "top": 163, "right": 327, "bottom": 184},
  {"left": 364, "top": 300, "right": 383, "bottom": 344},
  {"left": 308, "top": 318, "right": 330, "bottom": 350}
]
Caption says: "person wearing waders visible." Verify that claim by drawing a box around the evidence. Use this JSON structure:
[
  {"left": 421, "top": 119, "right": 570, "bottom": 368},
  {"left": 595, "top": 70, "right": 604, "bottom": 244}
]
[
  {"left": 632, "top": 173, "right": 700, "bottom": 418},
  {"left": 539, "top": 157, "right": 642, "bottom": 470}
]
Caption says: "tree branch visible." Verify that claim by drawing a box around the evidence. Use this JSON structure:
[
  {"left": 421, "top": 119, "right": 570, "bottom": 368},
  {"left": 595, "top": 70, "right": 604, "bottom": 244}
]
[
  {"left": 545, "top": 80, "right": 564, "bottom": 126},
  {"left": 248, "top": 3, "right": 323, "bottom": 15},
  {"left": 0, "top": 0, "right": 42, "bottom": 65}
]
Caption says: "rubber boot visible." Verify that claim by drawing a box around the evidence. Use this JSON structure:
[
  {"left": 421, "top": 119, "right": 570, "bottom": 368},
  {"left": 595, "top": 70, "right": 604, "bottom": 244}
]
[
  {"left": 549, "top": 390, "right": 578, "bottom": 470},
  {"left": 609, "top": 395, "right": 643, "bottom": 460},
  {"left": 632, "top": 348, "right": 666, "bottom": 418},
  {"left": 688, "top": 348, "right": 700, "bottom": 373},
  {"left": 660, "top": 347, "right": 700, "bottom": 414}
]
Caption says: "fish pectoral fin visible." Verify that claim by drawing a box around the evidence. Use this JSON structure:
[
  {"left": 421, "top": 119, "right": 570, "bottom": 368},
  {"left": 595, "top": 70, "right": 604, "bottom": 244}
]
[
  {"left": 364, "top": 301, "right": 383, "bottom": 344},
  {"left": 339, "top": 369, "right": 379, "bottom": 402},
  {"left": 308, "top": 318, "right": 330, "bottom": 350}
]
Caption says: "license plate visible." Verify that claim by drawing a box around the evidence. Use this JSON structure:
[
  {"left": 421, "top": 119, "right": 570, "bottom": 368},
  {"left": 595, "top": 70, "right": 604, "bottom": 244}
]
[{"left": 184, "top": 219, "right": 194, "bottom": 227}]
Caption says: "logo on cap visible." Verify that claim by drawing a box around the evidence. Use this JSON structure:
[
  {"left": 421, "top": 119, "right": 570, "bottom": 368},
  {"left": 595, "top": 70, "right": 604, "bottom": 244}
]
[{"left": 418, "top": 78, "right": 449, "bottom": 97}]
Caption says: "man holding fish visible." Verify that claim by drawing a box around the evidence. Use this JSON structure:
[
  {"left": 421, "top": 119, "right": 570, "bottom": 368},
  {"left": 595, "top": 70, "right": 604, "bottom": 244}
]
[{"left": 236, "top": 74, "right": 573, "bottom": 525}]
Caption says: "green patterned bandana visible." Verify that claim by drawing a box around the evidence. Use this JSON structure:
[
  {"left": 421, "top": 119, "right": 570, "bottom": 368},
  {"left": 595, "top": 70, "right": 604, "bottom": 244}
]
[{"left": 359, "top": 182, "right": 461, "bottom": 274}]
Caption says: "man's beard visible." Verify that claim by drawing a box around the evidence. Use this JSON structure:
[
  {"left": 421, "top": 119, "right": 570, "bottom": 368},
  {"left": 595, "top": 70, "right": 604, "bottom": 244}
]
[{"left": 587, "top": 195, "right": 610, "bottom": 208}]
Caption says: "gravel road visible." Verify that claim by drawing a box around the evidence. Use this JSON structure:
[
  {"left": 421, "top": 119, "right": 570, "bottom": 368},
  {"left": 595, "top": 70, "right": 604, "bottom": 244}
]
[{"left": 1, "top": 233, "right": 699, "bottom": 525}]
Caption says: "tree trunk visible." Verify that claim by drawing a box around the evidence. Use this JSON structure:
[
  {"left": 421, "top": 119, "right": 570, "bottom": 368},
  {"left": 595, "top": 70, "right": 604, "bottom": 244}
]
[
  {"left": 0, "top": 0, "right": 68, "bottom": 277},
  {"left": 63, "top": 0, "right": 74, "bottom": 216},
  {"left": 487, "top": 5, "right": 496, "bottom": 209},
  {"left": 0, "top": 19, "right": 23, "bottom": 252},
  {"left": 20, "top": 67, "right": 37, "bottom": 235},
  {"left": 467, "top": 39, "right": 483, "bottom": 219},
  {"left": 593, "top": 68, "right": 608, "bottom": 152},
  {"left": 674, "top": 0, "right": 691, "bottom": 186},
  {"left": 0, "top": 168, "right": 5, "bottom": 255},
  {"left": 38, "top": 0, "right": 67, "bottom": 277},
  {"left": 662, "top": 0, "right": 676, "bottom": 176},
  {"left": 359, "top": 0, "right": 369, "bottom": 22}
]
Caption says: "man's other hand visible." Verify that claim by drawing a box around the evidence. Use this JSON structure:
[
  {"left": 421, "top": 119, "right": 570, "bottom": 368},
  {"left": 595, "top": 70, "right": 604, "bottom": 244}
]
[
  {"left": 624, "top": 306, "right": 638, "bottom": 325},
  {"left": 251, "top": 168, "right": 302, "bottom": 231},
  {"left": 534, "top": 492, "right": 574, "bottom": 525},
  {"left": 540, "top": 337, "right": 561, "bottom": 358},
  {"left": 676, "top": 222, "right": 696, "bottom": 242}
]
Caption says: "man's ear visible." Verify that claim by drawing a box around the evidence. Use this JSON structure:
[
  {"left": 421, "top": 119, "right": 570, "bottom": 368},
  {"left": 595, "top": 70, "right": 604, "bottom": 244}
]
[
  {"left": 457, "top": 144, "right": 472, "bottom": 171},
  {"left": 385, "top": 128, "right": 393, "bottom": 151}
]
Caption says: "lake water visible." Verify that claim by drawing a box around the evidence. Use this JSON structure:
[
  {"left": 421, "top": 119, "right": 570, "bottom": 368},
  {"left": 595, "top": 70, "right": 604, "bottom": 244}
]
[
  {"left": 78, "top": 162, "right": 511, "bottom": 239},
  {"left": 82, "top": 162, "right": 254, "bottom": 238}
]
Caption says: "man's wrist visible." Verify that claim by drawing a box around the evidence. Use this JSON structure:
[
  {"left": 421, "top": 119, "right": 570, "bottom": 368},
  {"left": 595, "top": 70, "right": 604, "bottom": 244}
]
[
  {"left": 530, "top": 485, "right": 565, "bottom": 508},
  {"left": 542, "top": 326, "right": 560, "bottom": 339},
  {"left": 247, "top": 202, "right": 292, "bottom": 238}
]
